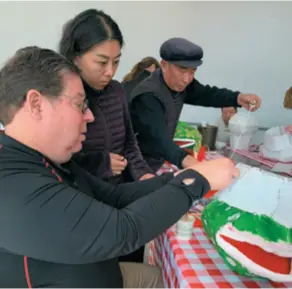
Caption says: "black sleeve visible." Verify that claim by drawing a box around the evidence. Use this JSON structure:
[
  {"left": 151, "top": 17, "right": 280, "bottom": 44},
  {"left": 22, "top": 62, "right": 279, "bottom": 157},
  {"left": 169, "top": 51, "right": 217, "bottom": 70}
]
[
  {"left": 185, "top": 79, "right": 241, "bottom": 108},
  {"left": 121, "top": 92, "right": 153, "bottom": 180},
  {"left": 84, "top": 169, "right": 175, "bottom": 209},
  {"left": 0, "top": 168, "right": 209, "bottom": 265},
  {"left": 131, "top": 93, "right": 188, "bottom": 168}
]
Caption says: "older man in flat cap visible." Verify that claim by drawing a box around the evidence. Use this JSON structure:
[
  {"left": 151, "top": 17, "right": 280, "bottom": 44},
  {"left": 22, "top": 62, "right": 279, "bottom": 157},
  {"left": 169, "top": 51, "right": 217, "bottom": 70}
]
[{"left": 129, "top": 37, "right": 262, "bottom": 172}]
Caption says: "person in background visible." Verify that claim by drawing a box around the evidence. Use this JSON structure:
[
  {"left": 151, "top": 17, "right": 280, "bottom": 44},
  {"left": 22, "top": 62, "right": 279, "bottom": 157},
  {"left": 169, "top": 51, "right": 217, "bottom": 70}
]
[
  {"left": 59, "top": 8, "right": 156, "bottom": 264},
  {"left": 284, "top": 86, "right": 292, "bottom": 133},
  {"left": 0, "top": 46, "right": 239, "bottom": 288},
  {"left": 216, "top": 107, "right": 237, "bottom": 143},
  {"left": 122, "top": 56, "right": 160, "bottom": 100},
  {"left": 284, "top": 86, "right": 292, "bottom": 109},
  {"left": 129, "top": 37, "right": 262, "bottom": 173}
]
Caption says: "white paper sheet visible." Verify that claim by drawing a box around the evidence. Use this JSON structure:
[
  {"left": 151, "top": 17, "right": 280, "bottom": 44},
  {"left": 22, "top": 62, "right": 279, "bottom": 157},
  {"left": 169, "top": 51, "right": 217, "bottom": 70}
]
[{"left": 216, "top": 163, "right": 292, "bottom": 228}]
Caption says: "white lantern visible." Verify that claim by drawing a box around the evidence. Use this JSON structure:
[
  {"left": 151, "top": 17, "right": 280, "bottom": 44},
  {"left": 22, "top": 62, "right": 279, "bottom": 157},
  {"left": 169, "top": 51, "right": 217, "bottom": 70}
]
[
  {"left": 202, "top": 162, "right": 292, "bottom": 282},
  {"left": 228, "top": 112, "right": 258, "bottom": 150},
  {"left": 260, "top": 126, "right": 292, "bottom": 162}
]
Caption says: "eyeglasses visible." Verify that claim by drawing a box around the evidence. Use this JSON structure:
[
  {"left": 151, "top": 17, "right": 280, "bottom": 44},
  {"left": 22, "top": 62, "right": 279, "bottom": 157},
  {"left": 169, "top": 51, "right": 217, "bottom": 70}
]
[
  {"left": 75, "top": 98, "right": 89, "bottom": 114},
  {"left": 23, "top": 93, "right": 90, "bottom": 115},
  {"left": 63, "top": 94, "right": 89, "bottom": 114}
]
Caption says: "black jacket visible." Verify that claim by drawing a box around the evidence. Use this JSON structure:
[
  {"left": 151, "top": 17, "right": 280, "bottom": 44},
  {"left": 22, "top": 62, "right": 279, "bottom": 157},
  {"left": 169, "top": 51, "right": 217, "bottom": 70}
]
[
  {"left": 73, "top": 79, "right": 152, "bottom": 185},
  {"left": 130, "top": 69, "right": 240, "bottom": 170},
  {"left": 0, "top": 133, "right": 210, "bottom": 288}
]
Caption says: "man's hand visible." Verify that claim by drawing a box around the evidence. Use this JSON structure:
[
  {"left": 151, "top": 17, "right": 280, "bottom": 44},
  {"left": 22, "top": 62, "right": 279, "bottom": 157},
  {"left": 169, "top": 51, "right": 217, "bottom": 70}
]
[
  {"left": 237, "top": 93, "right": 262, "bottom": 112},
  {"left": 139, "top": 173, "right": 156, "bottom": 181},
  {"left": 110, "top": 153, "right": 128, "bottom": 175},
  {"left": 178, "top": 158, "right": 239, "bottom": 191},
  {"left": 285, "top": 125, "right": 292, "bottom": 134},
  {"left": 182, "top": 155, "right": 199, "bottom": 169}
]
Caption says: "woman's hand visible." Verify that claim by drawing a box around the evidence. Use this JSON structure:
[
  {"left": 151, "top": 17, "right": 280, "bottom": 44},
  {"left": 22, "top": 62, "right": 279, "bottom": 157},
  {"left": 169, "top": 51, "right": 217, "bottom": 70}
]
[{"left": 110, "top": 153, "right": 128, "bottom": 175}]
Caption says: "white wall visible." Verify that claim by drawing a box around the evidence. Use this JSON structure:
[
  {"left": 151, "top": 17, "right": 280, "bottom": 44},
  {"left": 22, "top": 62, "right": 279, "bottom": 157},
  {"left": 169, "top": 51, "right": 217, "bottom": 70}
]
[{"left": 0, "top": 1, "right": 291, "bottom": 127}]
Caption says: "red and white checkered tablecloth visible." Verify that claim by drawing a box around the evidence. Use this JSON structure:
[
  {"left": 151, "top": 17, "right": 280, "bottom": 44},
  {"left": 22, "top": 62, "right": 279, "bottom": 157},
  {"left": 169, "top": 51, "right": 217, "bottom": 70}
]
[
  {"left": 148, "top": 220, "right": 292, "bottom": 288},
  {"left": 231, "top": 149, "right": 282, "bottom": 167},
  {"left": 151, "top": 152, "right": 292, "bottom": 288},
  {"left": 228, "top": 148, "right": 292, "bottom": 177}
]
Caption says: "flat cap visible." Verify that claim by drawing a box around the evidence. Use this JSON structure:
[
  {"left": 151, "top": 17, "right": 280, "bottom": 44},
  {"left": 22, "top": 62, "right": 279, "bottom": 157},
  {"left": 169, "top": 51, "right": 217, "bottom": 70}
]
[{"left": 160, "top": 37, "right": 203, "bottom": 69}]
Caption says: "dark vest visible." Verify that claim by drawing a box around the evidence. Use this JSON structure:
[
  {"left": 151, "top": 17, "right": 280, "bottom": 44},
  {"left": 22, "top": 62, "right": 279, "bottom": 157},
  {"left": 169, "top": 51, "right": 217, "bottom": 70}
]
[
  {"left": 129, "top": 69, "right": 186, "bottom": 171},
  {"left": 77, "top": 80, "right": 127, "bottom": 184}
]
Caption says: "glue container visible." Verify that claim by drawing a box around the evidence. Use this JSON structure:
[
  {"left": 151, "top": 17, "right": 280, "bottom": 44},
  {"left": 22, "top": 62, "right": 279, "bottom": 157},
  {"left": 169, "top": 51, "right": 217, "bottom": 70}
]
[{"left": 176, "top": 214, "right": 195, "bottom": 240}]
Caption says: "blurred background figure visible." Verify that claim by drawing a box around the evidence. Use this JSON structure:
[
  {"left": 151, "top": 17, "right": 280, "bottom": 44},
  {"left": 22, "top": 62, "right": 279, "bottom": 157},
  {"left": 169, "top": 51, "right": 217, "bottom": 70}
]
[
  {"left": 284, "top": 87, "right": 292, "bottom": 132},
  {"left": 122, "top": 56, "right": 160, "bottom": 100},
  {"left": 284, "top": 86, "right": 292, "bottom": 109},
  {"left": 216, "top": 107, "right": 237, "bottom": 143}
]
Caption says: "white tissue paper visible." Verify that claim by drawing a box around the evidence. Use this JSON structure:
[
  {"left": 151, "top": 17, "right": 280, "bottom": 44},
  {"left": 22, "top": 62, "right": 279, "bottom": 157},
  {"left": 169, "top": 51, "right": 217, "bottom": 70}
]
[{"left": 260, "top": 126, "right": 292, "bottom": 163}]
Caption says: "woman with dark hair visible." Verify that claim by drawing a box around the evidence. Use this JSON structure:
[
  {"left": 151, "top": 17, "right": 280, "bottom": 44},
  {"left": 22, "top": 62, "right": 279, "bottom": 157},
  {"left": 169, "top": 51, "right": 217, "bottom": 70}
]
[
  {"left": 59, "top": 9, "right": 155, "bottom": 263},
  {"left": 122, "top": 57, "right": 160, "bottom": 100}
]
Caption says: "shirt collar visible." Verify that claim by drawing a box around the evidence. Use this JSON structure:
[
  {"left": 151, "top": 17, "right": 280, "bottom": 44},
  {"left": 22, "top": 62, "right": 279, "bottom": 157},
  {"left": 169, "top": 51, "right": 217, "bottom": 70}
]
[{"left": 0, "top": 132, "right": 72, "bottom": 175}]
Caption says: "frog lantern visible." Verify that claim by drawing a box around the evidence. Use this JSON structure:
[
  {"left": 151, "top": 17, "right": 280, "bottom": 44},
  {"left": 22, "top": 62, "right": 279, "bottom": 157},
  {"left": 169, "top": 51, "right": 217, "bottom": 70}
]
[{"left": 202, "top": 163, "right": 292, "bottom": 282}]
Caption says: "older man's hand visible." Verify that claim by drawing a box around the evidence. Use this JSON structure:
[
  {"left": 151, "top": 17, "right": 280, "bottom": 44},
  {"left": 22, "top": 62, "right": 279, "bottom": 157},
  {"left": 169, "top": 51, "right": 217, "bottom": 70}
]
[{"left": 237, "top": 93, "right": 262, "bottom": 112}]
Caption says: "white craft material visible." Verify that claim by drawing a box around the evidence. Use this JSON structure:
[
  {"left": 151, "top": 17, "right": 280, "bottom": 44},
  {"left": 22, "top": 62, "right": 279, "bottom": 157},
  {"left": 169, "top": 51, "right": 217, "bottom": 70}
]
[
  {"left": 217, "top": 162, "right": 292, "bottom": 228},
  {"left": 230, "top": 134, "right": 253, "bottom": 150},
  {"left": 228, "top": 112, "right": 258, "bottom": 150},
  {"left": 260, "top": 126, "right": 292, "bottom": 162}
]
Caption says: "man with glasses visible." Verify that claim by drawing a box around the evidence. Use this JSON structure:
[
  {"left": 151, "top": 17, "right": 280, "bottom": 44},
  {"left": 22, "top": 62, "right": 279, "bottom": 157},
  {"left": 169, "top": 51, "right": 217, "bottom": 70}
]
[{"left": 0, "top": 46, "right": 239, "bottom": 288}]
